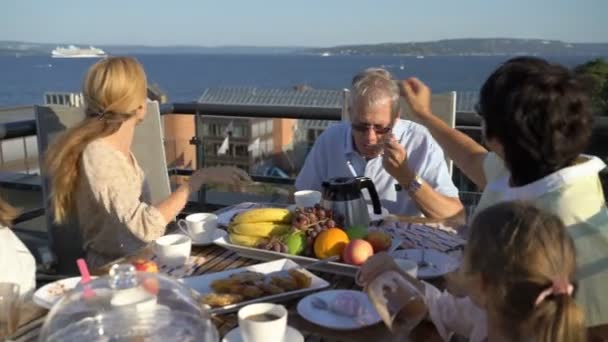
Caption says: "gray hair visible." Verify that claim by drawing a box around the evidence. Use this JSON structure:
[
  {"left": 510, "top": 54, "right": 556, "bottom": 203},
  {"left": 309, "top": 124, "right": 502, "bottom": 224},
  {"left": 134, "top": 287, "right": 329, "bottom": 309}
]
[{"left": 350, "top": 68, "right": 400, "bottom": 119}]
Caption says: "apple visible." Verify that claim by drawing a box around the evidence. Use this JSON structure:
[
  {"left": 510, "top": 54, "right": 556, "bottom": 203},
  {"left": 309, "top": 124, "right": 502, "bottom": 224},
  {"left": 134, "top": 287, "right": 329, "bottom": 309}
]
[
  {"left": 131, "top": 258, "right": 159, "bottom": 273},
  {"left": 142, "top": 277, "right": 160, "bottom": 295},
  {"left": 346, "top": 224, "right": 368, "bottom": 240},
  {"left": 342, "top": 239, "right": 374, "bottom": 266},
  {"left": 366, "top": 231, "right": 392, "bottom": 253}
]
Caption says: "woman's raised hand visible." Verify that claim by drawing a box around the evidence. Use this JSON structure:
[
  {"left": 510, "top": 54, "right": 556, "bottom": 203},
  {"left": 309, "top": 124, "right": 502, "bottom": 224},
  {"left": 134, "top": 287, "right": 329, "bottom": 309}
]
[
  {"left": 189, "top": 166, "right": 252, "bottom": 191},
  {"left": 398, "top": 77, "right": 433, "bottom": 120}
]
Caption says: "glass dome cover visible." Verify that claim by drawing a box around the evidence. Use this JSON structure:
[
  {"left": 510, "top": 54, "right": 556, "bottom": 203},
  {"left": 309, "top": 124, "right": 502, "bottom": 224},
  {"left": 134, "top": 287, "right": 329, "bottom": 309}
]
[{"left": 39, "top": 264, "right": 219, "bottom": 342}]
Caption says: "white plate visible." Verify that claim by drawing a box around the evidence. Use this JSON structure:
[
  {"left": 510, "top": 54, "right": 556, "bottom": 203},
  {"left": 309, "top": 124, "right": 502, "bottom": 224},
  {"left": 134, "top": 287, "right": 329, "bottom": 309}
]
[
  {"left": 214, "top": 235, "right": 359, "bottom": 277},
  {"left": 179, "top": 229, "right": 228, "bottom": 246},
  {"left": 214, "top": 236, "right": 402, "bottom": 277},
  {"left": 216, "top": 203, "right": 260, "bottom": 227},
  {"left": 33, "top": 276, "right": 97, "bottom": 309},
  {"left": 182, "top": 259, "right": 330, "bottom": 314},
  {"left": 390, "top": 249, "right": 459, "bottom": 279},
  {"left": 222, "top": 325, "right": 303, "bottom": 342},
  {"left": 297, "top": 290, "right": 381, "bottom": 330}
]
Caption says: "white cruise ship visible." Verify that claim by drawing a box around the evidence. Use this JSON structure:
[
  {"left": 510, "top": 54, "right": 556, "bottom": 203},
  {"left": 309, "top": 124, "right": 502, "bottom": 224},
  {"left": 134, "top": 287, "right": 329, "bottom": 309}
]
[{"left": 51, "top": 45, "right": 107, "bottom": 58}]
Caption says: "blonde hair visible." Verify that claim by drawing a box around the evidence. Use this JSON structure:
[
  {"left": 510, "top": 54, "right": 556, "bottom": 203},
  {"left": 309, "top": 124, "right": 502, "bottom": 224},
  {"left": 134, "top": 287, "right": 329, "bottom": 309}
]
[
  {"left": 465, "top": 202, "right": 585, "bottom": 342},
  {"left": 0, "top": 196, "right": 19, "bottom": 227},
  {"left": 351, "top": 67, "right": 400, "bottom": 119},
  {"left": 45, "top": 56, "right": 147, "bottom": 223}
]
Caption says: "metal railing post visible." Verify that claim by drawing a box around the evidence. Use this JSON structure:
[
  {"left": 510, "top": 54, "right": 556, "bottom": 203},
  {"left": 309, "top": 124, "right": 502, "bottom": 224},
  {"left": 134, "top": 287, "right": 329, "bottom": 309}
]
[{"left": 193, "top": 110, "right": 206, "bottom": 209}]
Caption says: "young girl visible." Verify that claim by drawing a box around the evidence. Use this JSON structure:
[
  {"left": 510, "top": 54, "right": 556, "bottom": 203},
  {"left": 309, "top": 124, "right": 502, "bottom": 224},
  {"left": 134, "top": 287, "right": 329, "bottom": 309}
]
[
  {"left": 45, "top": 57, "right": 251, "bottom": 268},
  {"left": 359, "top": 202, "right": 585, "bottom": 342},
  {"left": 0, "top": 196, "right": 36, "bottom": 299}
]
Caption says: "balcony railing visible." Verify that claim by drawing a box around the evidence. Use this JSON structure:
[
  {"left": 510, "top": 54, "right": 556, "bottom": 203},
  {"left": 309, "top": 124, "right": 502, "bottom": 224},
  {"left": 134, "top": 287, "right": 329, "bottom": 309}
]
[{"left": 1, "top": 101, "right": 607, "bottom": 270}]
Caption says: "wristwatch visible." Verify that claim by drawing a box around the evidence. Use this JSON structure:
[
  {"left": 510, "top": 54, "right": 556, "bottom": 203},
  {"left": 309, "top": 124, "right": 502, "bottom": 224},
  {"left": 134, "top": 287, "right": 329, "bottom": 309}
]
[{"left": 407, "top": 175, "right": 423, "bottom": 194}]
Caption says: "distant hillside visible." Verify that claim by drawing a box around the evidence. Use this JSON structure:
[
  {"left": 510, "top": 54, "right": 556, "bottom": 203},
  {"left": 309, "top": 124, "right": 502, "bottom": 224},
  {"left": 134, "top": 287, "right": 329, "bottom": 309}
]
[
  {"left": 310, "top": 38, "right": 608, "bottom": 56},
  {"left": 3, "top": 38, "right": 608, "bottom": 57},
  {"left": 0, "top": 41, "right": 50, "bottom": 55},
  {"left": 0, "top": 41, "right": 303, "bottom": 56}
]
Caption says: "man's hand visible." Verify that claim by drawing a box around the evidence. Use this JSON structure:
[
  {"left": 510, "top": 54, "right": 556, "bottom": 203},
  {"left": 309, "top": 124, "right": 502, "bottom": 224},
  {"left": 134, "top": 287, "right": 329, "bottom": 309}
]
[
  {"left": 399, "top": 78, "right": 433, "bottom": 119},
  {"left": 382, "top": 135, "right": 414, "bottom": 185}
]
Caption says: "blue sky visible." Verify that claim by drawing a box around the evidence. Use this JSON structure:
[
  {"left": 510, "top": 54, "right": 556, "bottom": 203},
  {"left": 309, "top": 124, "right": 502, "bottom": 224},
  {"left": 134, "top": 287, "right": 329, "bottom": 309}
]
[{"left": 2, "top": 0, "right": 606, "bottom": 46}]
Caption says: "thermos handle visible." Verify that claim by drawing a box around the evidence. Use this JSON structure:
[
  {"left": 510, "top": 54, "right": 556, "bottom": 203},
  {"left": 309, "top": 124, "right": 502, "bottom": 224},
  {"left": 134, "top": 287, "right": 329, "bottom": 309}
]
[{"left": 356, "top": 176, "right": 382, "bottom": 214}]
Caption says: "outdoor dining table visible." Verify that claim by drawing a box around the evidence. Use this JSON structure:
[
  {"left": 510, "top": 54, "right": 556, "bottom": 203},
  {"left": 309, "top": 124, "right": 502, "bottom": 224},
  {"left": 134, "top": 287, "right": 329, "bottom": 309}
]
[{"left": 8, "top": 204, "right": 466, "bottom": 342}]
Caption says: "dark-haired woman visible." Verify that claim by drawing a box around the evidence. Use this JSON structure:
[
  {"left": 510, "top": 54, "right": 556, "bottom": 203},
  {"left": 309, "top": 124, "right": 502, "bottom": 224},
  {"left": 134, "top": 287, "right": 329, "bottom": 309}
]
[{"left": 400, "top": 56, "right": 608, "bottom": 335}]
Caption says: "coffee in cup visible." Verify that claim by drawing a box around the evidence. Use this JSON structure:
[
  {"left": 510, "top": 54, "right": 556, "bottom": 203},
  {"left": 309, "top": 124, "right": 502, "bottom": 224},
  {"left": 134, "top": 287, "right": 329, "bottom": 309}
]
[{"left": 238, "top": 303, "right": 287, "bottom": 342}]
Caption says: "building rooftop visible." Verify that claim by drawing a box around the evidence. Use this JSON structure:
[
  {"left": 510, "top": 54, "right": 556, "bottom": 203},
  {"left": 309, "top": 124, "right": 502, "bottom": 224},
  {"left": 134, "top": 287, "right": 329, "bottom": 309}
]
[
  {"left": 198, "top": 87, "right": 345, "bottom": 108},
  {"left": 198, "top": 86, "right": 479, "bottom": 112}
]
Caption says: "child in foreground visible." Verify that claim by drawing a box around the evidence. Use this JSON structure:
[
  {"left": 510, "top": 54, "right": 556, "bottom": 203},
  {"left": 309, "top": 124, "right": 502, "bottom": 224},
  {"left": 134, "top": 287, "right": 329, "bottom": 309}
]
[{"left": 359, "top": 201, "right": 585, "bottom": 342}]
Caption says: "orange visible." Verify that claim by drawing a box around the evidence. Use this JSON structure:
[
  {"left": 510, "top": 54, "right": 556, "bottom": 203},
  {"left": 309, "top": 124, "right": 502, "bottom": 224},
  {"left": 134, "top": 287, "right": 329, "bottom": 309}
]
[{"left": 314, "top": 228, "right": 350, "bottom": 259}]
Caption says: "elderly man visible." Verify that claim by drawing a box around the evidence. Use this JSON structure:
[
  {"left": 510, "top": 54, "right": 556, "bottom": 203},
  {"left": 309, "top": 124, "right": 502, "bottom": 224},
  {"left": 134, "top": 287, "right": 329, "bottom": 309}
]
[{"left": 295, "top": 68, "right": 462, "bottom": 218}]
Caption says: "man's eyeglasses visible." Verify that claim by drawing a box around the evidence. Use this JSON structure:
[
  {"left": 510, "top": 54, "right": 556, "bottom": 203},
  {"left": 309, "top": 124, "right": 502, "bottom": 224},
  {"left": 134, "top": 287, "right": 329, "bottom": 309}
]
[{"left": 351, "top": 122, "right": 393, "bottom": 134}]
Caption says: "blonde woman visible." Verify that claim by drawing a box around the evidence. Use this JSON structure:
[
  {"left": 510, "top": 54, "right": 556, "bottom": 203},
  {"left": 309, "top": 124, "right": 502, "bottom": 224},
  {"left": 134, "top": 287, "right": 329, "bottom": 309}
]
[
  {"left": 45, "top": 57, "right": 251, "bottom": 268},
  {"left": 0, "top": 196, "right": 36, "bottom": 299}
]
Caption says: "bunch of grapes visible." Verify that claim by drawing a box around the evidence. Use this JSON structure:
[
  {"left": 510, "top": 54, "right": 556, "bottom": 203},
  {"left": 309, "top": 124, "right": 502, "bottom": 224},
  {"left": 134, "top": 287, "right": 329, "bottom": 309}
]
[
  {"left": 292, "top": 204, "right": 344, "bottom": 257},
  {"left": 256, "top": 238, "right": 288, "bottom": 253},
  {"left": 292, "top": 204, "right": 336, "bottom": 229}
]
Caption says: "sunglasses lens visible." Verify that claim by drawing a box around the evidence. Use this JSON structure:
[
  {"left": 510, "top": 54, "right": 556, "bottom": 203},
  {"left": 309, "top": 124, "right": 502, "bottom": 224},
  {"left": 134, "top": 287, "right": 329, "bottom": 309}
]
[
  {"left": 351, "top": 123, "right": 368, "bottom": 132},
  {"left": 352, "top": 123, "right": 392, "bottom": 134}
]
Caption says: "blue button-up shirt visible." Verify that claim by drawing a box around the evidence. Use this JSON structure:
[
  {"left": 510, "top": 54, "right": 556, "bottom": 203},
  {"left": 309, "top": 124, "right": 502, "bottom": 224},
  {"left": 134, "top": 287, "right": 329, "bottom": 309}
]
[{"left": 295, "top": 119, "right": 459, "bottom": 216}]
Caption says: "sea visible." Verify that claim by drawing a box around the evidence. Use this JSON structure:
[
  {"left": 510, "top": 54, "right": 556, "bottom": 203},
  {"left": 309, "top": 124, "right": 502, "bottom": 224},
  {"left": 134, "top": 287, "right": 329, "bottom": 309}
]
[{"left": 0, "top": 54, "right": 605, "bottom": 107}]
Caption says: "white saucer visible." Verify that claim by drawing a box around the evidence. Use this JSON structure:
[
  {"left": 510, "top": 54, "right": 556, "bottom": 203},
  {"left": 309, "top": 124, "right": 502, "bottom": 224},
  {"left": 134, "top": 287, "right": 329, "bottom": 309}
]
[
  {"left": 297, "top": 290, "right": 381, "bottom": 330},
  {"left": 182, "top": 229, "right": 228, "bottom": 246},
  {"left": 222, "top": 325, "right": 303, "bottom": 342}
]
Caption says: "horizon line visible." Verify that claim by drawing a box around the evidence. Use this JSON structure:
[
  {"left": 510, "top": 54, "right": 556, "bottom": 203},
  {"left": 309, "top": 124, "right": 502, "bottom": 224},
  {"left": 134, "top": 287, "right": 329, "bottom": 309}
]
[{"left": 2, "top": 37, "right": 608, "bottom": 49}]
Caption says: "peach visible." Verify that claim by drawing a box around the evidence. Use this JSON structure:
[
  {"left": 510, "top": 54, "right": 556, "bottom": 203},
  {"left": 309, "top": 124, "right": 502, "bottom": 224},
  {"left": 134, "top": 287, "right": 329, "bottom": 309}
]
[
  {"left": 131, "top": 258, "right": 159, "bottom": 273},
  {"left": 366, "top": 231, "right": 392, "bottom": 253},
  {"left": 342, "top": 239, "right": 374, "bottom": 266}
]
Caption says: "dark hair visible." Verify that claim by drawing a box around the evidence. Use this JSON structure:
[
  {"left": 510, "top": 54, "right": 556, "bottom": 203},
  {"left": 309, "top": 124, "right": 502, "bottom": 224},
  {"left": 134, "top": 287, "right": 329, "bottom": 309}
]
[
  {"left": 465, "top": 201, "right": 585, "bottom": 342},
  {"left": 478, "top": 57, "right": 593, "bottom": 186}
]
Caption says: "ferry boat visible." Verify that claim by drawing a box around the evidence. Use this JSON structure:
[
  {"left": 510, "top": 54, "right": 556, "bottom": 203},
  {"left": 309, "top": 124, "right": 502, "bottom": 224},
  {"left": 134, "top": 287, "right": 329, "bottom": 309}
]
[{"left": 51, "top": 45, "right": 107, "bottom": 58}]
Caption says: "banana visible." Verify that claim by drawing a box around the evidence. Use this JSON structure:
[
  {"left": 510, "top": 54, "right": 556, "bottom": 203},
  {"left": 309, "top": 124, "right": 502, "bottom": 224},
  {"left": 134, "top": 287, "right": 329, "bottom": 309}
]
[
  {"left": 229, "top": 222, "right": 291, "bottom": 238},
  {"left": 229, "top": 233, "right": 268, "bottom": 247},
  {"left": 231, "top": 208, "right": 292, "bottom": 225}
]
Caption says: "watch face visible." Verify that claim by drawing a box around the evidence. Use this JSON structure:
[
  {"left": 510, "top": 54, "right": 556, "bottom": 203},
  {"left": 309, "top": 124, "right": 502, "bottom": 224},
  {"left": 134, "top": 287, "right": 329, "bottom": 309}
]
[{"left": 408, "top": 176, "right": 423, "bottom": 193}]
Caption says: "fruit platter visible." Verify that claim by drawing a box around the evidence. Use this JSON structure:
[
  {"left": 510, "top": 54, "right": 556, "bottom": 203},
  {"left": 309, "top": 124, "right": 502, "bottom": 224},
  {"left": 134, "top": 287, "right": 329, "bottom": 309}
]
[{"left": 213, "top": 205, "right": 396, "bottom": 276}]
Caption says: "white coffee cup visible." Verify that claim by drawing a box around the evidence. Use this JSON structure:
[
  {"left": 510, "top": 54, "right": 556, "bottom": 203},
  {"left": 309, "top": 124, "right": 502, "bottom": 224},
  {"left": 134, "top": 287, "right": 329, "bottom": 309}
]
[
  {"left": 394, "top": 258, "right": 418, "bottom": 278},
  {"left": 238, "top": 303, "right": 287, "bottom": 342},
  {"left": 294, "top": 190, "right": 322, "bottom": 208},
  {"left": 178, "top": 213, "right": 218, "bottom": 242},
  {"left": 154, "top": 234, "right": 192, "bottom": 267}
]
